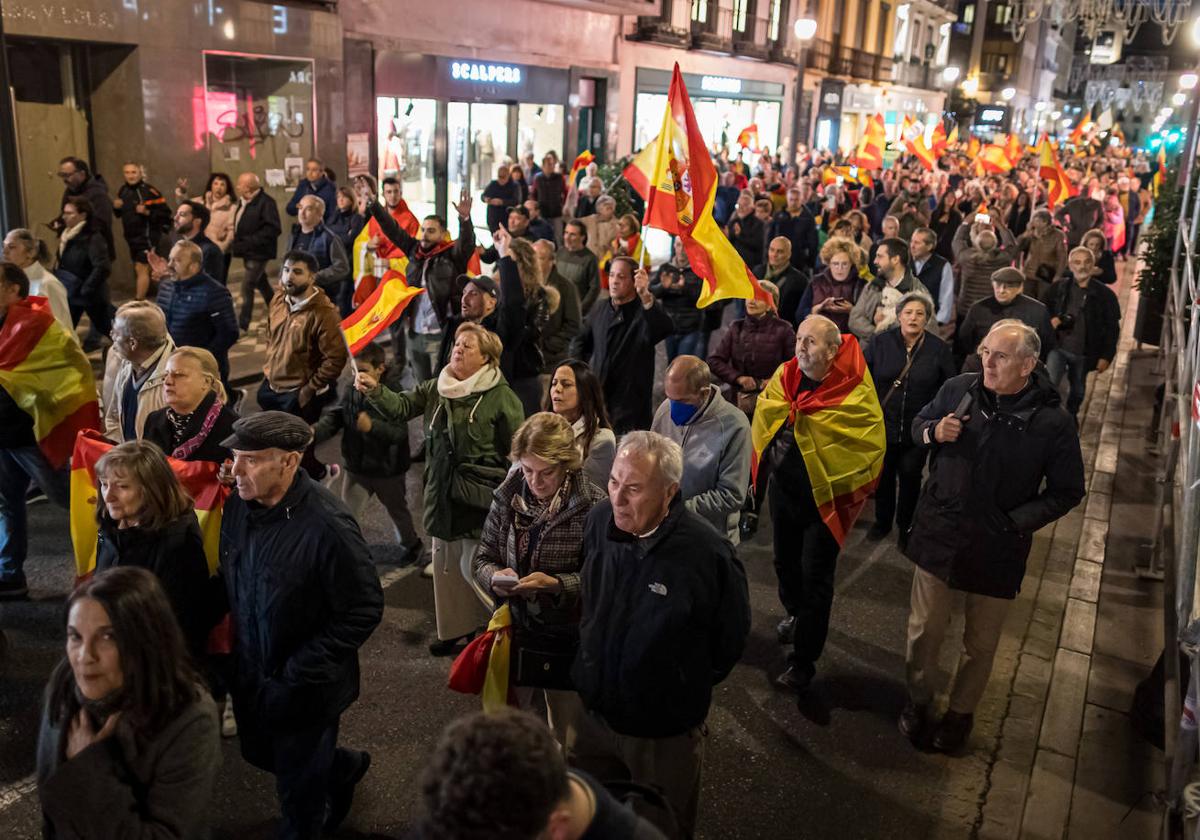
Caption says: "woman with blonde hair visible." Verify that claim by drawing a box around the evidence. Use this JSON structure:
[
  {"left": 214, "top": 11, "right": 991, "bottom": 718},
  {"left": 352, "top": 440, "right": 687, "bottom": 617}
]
[
  {"left": 357, "top": 320, "right": 524, "bottom": 656},
  {"left": 472, "top": 412, "right": 605, "bottom": 741},
  {"left": 795, "top": 236, "right": 867, "bottom": 332},
  {"left": 142, "top": 347, "right": 238, "bottom": 463}
]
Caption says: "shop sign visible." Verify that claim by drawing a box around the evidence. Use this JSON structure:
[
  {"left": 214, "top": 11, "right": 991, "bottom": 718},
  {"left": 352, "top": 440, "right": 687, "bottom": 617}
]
[
  {"left": 701, "top": 75, "right": 742, "bottom": 94},
  {"left": 450, "top": 61, "right": 523, "bottom": 85},
  {"left": 976, "top": 106, "right": 1009, "bottom": 125}
]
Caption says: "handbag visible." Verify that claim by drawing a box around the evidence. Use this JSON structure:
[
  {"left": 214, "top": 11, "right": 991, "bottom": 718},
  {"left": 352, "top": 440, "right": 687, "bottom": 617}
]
[
  {"left": 448, "top": 462, "right": 509, "bottom": 511},
  {"left": 511, "top": 625, "right": 576, "bottom": 690},
  {"left": 880, "top": 333, "right": 924, "bottom": 409}
]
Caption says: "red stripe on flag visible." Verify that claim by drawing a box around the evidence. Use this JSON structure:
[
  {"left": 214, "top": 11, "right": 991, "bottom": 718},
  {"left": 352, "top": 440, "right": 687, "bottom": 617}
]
[
  {"left": 41, "top": 400, "right": 101, "bottom": 469},
  {"left": 0, "top": 298, "right": 53, "bottom": 370}
]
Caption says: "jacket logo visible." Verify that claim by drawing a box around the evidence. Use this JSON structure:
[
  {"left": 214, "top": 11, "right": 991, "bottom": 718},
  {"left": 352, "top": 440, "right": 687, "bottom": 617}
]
[{"left": 648, "top": 582, "right": 668, "bottom": 596}]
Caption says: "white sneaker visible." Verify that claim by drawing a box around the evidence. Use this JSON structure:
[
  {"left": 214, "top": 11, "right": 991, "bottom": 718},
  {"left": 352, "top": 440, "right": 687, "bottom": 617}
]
[
  {"left": 421, "top": 561, "right": 434, "bottom": 578},
  {"left": 221, "top": 701, "right": 238, "bottom": 738}
]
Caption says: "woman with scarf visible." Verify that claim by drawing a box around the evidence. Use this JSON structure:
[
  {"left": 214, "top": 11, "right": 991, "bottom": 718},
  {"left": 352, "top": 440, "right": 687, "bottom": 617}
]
[
  {"left": 56, "top": 195, "right": 113, "bottom": 349},
  {"left": 37, "top": 567, "right": 220, "bottom": 840},
  {"left": 142, "top": 347, "right": 238, "bottom": 464},
  {"left": 545, "top": 359, "right": 615, "bottom": 490},
  {"left": 178, "top": 173, "right": 237, "bottom": 283},
  {"left": 795, "top": 237, "right": 867, "bottom": 333},
  {"left": 472, "top": 412, "right": 605, "bottom": 744},
  {"left": 357, "top": 321, "right": 524, "bottom": 656}
]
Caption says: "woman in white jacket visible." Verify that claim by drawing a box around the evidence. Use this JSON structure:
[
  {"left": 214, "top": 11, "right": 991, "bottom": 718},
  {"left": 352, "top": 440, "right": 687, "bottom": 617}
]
[{"left": 3, "top": 229, "right": 75, "bottom": 338}]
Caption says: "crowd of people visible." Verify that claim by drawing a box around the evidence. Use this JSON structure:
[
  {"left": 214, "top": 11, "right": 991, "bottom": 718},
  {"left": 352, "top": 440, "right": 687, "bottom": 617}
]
[{"left": 0, "top": 134, "right": 1146, "bottom": 838}]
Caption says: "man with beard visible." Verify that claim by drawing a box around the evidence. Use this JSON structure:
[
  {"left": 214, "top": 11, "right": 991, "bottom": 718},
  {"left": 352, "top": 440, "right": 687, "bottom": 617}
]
[
  {"left": 767, "top": 186, "right": 819, "bottom": 272},
  {"left": 155, "top": 201, "right": 225, "bottom": 283}
]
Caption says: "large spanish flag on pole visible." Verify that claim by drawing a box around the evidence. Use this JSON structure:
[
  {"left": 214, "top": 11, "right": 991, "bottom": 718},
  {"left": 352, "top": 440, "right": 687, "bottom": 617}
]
[
  {"left": 69, "top": 431, "right": 229, "bottom": 579},
  {"left": 1037, "top": 133, "right": 1073, "bottom": 210},
  {"left": 643, "top": 64, "right": 766, "bottom": 307},
  {"left": 750, "top": 337, "right": 885, "bottom": 546},
  {"left": 0, "top": 297, "right": 99, "bottom": 469},
  {"left": 854, "top": 113, "right": 886, "bottom": 171},
  {"left": 341, "top": 276, "right": 425, "bottom": 355}
]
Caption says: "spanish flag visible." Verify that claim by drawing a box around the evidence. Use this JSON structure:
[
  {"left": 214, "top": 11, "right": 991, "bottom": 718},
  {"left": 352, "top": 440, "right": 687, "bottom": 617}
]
[
  {"left": 0, "top": 297, "right": 99, "bottom": 470},
  {"left": 352, "top": 201, "right": 417, "bottom": 308},
  {"left": 931, "top": 119, "right": 949, "bottom": 158},
  {"left": 902, "top": 120, "right": 937, "bottom": 172},
  {"left": 448, "top": 603, "right": 515, "bottom": 711},
  {"left": 1154, "top": 145, "right": 1167, "bottom": 197},
  {"left": 853, "top": 113, "right": 886, "bottom": 172},
  {"left": 69, "top": 431, "right": 229, "bottom": 578},
  {"left": 966, "top": 135, "right": 981, "bottom": 159},
  {"left": 643, "top": 64, "right": 767, "bottom": 307},
  {"left": 1037, "top": 133, "right": 1072, "bottom": 210},
  {"left": 751, "top": 337, "right": 886, "bottom": 546},
  {"left": 568, "top": 149, "right": 595, "bottom": 186},
  {"left": 622, "top": 140, "right": 658, "bottom": 202},
  {"left": 341, "top": 275, "right": 425, "bottom": 355},
  {"left": 1003, "top": 133, "right": 1024, "bottom": 165},
  {"left": 1069, "top": 111, "right": 1094, "bottom": 147},
  {"left": 736, "top": 124, "right": 760, "bottom": 151},
  {"left": 977, "top": 144, "right": 1015, "bottom": 174}
]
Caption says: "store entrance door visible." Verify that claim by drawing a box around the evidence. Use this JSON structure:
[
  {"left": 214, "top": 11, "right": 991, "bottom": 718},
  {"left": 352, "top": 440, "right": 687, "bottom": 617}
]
[{"left": 448, "top": 102, "right": 511, "bottom": 243}]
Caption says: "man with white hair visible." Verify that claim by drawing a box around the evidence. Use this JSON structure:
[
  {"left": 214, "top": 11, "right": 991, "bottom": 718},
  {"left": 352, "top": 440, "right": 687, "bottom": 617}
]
[
  {"left": 571, "top": 430, "right": 750, "bottom": 838},
  {"left": 900, "top": 319, "right": 1084, "bottom": 753},
  {"left": 102, "top": 300, "right": 176, "bottom": 442},
  {"left": 286, "top": 193, "right": 351, "bottom": 314}
]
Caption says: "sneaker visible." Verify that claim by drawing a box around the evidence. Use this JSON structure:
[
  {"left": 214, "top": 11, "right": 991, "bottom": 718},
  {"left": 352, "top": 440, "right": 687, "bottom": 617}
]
[
  {"left": 220, "top": 702, "right": 238, "bottom": 738},
  {"left": 26, "top": 487, "right": 47, "bottom": 505},
  {"left": 932, "top": 711, "right": 974, "bottom": 753},
  {"left": 324, "top": 750, "right": 371, "bottom": 832},
  {"left": 421, "top": 561, "right": 434, "bottom": 579},
  {"left": 0, "top": 579, "right": 29, "bottom": 600},
  {"left": 775, "top": 661, "right": 816, "bottom": 693},
  {"left": 865, "top": 523, "right": 891, "bottom": 542},
  {"left": 898, "top": 701, "right": 927, "bottom": 742}
]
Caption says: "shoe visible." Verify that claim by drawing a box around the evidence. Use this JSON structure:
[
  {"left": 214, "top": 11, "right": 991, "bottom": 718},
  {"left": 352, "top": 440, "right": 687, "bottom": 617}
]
[
  {"left": 428, "top": 632, "right": 475, "bottom": 657},
  {"left": 865, "top": 523, "right": 891, "bottom": 542},
  {"left": 932, "top": 711, "right": 974, "bottom": 753},
  {"left": 898, "top": 701, "right": 927, "bottom": 742},
  {"left": 398, "top": 539, "right": 425, "bottom": 567},
  {"left": 421, "top": 561, "right": 434, "bottom": 578},
  {"left": 739, "top": 511, "right": 759, "bottom": 541},
  {"left": 220, "top": 702, "right": 238, "bottom": 738},
  {"left": 26, "top": 487, "right": 47, "bottom": 505},
  {"left": 776, "top": 616, "right": 795, "bottom": 645},
  {"left": 324, "top": 750, "right": 371, "bottom": 832},
  {"left": 0, "top": 579, "right": 29, "bottom": 600},
  {"left": 775, "top": 662, "right": 816, "bottom": 693}
]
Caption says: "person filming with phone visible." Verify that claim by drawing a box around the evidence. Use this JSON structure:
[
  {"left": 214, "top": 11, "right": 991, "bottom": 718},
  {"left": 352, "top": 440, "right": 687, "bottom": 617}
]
[
  {"left": 951, "top": 212, "right": 1018, "bottom": 328},
  {"left": 898, "top": 320, "right": 1084, "bottom": 754}
]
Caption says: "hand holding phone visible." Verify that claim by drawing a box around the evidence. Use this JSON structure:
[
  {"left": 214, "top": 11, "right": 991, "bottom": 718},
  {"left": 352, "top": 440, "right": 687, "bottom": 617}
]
[
  {"left": 975, "top": 213, "right": 991, "bottom": 224},
  {"left": 491, "top": 570, "right": 519, "bottom": 596}
]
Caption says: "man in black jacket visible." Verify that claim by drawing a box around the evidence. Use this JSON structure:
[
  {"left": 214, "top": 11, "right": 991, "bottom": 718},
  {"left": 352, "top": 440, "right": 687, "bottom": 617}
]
[
  {"left": 956, "top": 267, "right": 1056, "bottom": 372},
  {"left": 572, "top": 431, "right": 750, "bottom": 838},
  {"left": 231, "top": 172, "right": 282, "bottom": 331},
  {"left": 533, "top": 239, "right": 582, "bottom": 375},
  {"left": 753, "top": 236, "right": 808, "bottom": 328},
  {"left": 287, "top": 194, "right": 351, "bottom": 315},
  {"left": 569, "top": 256, "right": 674, "bottom": 433},
  {"left": 54, "top": 156, "right": 114, "bottom": 257},
  {"left": 114, "top": 162, "right": 172, "bottom": 300},
  {"left": 156, "top": 201, "right": 225, "bottom": 284},
  {"left": 1044, "top": 247, "right": 1121, "bottom": 419},
  {"left": 220, "top": 411, "right": 384, "bottom": 838},
  {"left": 901, "top": 321, "right": 1084, "bottom": 753},
  {"left": 767, "top": 186, "right": 819, "bottom": 271},
  {"left": 152, "top": 240, "right": 238, "bottom": 384}
]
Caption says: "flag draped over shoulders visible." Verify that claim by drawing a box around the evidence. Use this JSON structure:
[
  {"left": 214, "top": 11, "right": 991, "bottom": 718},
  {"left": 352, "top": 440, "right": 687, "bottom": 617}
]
[
  {"left": 750, "top": 337, "right": 885, "bottom": 546},
  {"left": 0, "top": 297, "right": 99, "bottom": 469}
]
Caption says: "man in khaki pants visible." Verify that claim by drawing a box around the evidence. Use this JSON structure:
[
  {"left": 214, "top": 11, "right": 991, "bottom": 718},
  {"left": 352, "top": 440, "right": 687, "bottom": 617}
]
[{"left": 900, "top": 320, "right": 1085, "bottom": 753}]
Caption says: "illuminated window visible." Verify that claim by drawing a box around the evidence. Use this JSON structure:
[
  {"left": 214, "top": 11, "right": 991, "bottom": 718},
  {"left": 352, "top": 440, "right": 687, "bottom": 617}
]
[
  {"left": 692, "top": 0, "right": 709, "bottom": 23},
  {"left": 768, "top": 0, "right": 784, "bottom": 40},
  {"left": 733, "top": 0, "right": 749, "bottom": 32}
]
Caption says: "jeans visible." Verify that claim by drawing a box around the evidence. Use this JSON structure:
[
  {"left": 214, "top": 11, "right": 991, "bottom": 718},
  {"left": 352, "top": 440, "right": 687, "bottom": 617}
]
[
  {"left": 237, "top": 716, "right": 363, "bottom": 840},
  {"left": 0, "top": 446, "right": 71, "bottom": 583},
  {"left": 665, "top": 330, "right": 707, "bottom": 363},
  {"left": 408, "top": 330, "right": 443, "bottom": 383},
  {"left": 874, "top": 441, "right": 927, "bottom": 534},
  {"left": 1046, "top": 347, "right": 1088, "bottom": 417},
  {"left": 239, "top": 258, "right": 274, "bottom": 330},
  {"left": 256, "top": 382, "right": 335, "bottom": 479}
]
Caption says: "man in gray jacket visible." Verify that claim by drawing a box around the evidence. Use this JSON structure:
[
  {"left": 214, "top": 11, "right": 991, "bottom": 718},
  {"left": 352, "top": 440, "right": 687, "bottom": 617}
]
[
  {"left": 651, "top": 355, "right": 751, "bottom": 544},
  {"left": 849, "top": 237, "right": 931, "bottom": 350}
]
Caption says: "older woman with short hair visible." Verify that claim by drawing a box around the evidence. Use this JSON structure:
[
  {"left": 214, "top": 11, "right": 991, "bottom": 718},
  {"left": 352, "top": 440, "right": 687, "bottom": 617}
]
[
  {"left": 142, "top": 347, "right": 238, "bottom": 463},
  {"left": 357, "top": 321, "right": 524, "bottom": 656},
  {"left": 2, "top": 228, "right": 73, "bottom": 333},
  {"left": 709, "top": 279, "right": 796, "bottom": 417},
  {"left": 795, "top": 237, "right": 867, "bottom": 332},
  {"left": 472, "top": 412, "right": 605, "bottom": 741},
  {"left": 863, "top": 292, "right": 955, "bottom": 547}
]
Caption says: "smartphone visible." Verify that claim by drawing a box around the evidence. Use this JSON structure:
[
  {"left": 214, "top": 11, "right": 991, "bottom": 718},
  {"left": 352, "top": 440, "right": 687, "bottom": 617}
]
[
  {"left": 492, "top": 571, "right": 519, "bottom": 587},
  {"left": 975, "top": 213, "right": 991, "bottom": 224}
]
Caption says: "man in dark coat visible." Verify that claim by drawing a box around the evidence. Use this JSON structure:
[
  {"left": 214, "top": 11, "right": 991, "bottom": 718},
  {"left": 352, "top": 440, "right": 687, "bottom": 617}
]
[
  {"left": 1055, "top": 193, "right": 1104, "bottom": 248},
  {"left": 767, "top": 186, "right": 819, "bottom": 271},
  {"left": 152, "top": 240, "right": 238, "bottom": 384},
  {"left": 285, "top": 158, "right": 339, "bottom": 224},
  {"left": 231, "top": 172, "right": 282, "bottom": 331},
  {"left": 157, "top": 201, "right": 225, "bottom": 283},
  {"left": 571, "top": 431, "right": 750, "bottom": 838},
  {"left": 220, "top": 411, "right": 384, "bottom": 838},
  {"left": 286, "top": 194, "right": 351, "bottom": 315},
  {"left": 957, "top": 267, "right": 1056, "bottom": 372},
  {"left": 901, "top": 320, "right": 1085, "bottom": 753},
  {"left": 54, "top": 156, "right": 114, "bottom": 257},
  {"left": 569, "top": 256, "right": 674, "bottom": 433},
  {"left": 1044, "top": 246, "right": 1121, "bottom": 418},
  {"left": 114, "top": 162, "right": 172, "bottom": 269},
  {"left": 754, "top": 236, "right": 808, "bottom": 329}
]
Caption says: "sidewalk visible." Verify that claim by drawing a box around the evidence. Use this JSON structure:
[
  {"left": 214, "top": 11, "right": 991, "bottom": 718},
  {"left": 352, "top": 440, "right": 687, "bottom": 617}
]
[{"left": 974, "top": 268, "right": 1164, "bottom": 839}]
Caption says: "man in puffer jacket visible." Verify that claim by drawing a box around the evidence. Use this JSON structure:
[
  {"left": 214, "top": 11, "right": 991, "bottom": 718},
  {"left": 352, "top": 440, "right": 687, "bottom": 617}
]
[{"left": 951, "top": 219, "right": 1018, "bottom": 320}]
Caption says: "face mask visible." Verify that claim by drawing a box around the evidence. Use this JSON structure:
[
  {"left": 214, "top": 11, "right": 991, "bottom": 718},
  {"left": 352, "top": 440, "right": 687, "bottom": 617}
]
[{"left": 669, "top": 399, "right": 700, "bottom": 426}]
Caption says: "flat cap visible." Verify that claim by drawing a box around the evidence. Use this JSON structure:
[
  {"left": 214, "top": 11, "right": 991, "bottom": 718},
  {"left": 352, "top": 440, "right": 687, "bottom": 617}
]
[
  {"left": 221, "top": 411, "right": 313, "bottom": 452},
  {"left": 991, "top": 267, "right": 1026, "bottom": 287}
]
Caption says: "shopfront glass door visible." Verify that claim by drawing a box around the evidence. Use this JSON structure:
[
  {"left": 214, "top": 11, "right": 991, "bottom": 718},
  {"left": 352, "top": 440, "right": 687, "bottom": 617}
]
[
  {"left": 517, "top": 103, "right": 565, "bottom": 167},
  {"left": 375, "top": 96, "right": 438, "bottom": 222},
  {"left": 449, "top": 102, "right": 510, "bottom": 245}
]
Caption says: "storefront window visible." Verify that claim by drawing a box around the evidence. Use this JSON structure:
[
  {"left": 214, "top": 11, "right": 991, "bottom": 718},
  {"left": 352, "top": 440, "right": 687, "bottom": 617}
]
[
  {"left": 634, "top": 92, "right": 781, "bottom": 164},
  {"left": 203, "top": 52, "right": 315, "bottom": 207},
  {"left": 517, "top": 103, "right": 565, "bottom": 169},
  {"left": 376, "top": 96, "right": 438, "bottom": 222},
  {"left": 449, "top": 102, "right": 510, "bottom": 243}
]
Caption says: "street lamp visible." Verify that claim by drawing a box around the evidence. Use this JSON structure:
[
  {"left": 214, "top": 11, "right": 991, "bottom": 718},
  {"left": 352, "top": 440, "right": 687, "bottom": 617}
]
[
  {"left": 1001, "top": 87, "right": 1016, "bottom": 101},
  {"left": 1174, "top": 92, "right": 1188, "bottom": 106},
  {"left": 943, "top": 65, "right": 961, "bottom": 84},
  {"left": 1180, "top": 72, "right": 1198, "bottom": 90},
  {"left": 790, "top": 13, "right": 818, "bottom": 165},
  {"left": 794, "top": 17, "right": 818, "bottom": 40}
]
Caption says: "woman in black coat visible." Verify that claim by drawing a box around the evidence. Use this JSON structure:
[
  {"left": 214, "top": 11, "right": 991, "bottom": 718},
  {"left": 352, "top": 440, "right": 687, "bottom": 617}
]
[
  {"left": 863, "top": 292, "right": 956, "bottom": 547},
  {"left": 143, "top": 347, "right": 237, "bottom": 464},
  {"left": 92, "top": 440, "right": 215, "bottom": 661},
  {"left": 55, "top": 194, "right": 113, "bottom": 345}
]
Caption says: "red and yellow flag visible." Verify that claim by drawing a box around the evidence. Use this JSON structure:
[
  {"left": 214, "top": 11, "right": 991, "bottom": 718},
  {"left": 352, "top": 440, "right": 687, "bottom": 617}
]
[
  {"left": 736, "top": 124, "right": 760, "bottom": 150},
  {"left": 1003, "top": 133, "right": 1023, "bottom": 165},
  {"left": 822, "top": 165, "right": 872, "bottom": 188},
  {"left": 966, "top": 134, "right": 981, "bottom": 159},
  {"left": 1037, "top": 133, "right": 1072, "bottom": 210},
  {"left": 977, "top": 144, "right": 1015, "bottom": 174},
  {"left": 1154, "top": 145, "right": 1167, "bottom": 197},
  {"left": 853, "top": 113, "right": 886, "bottom": 172},
  {"left": 568, "top": 150, "right": 595, "bottom": 186},
  {"left": 643, "top": 64, "right": 767, "bottom": 307},
  {"left": 750, "top": 338, "right": 885, "bottom": 546},
  {"left": 352, "top": 201, "right": 417, "bottom": 307},
  {"left": 947, "top": 124, "right": 959, "bottom": 147},
  {"left": 341, "top": 276, "right": 425, "bottom": 356},
  {"left": 0, "top": 297, "right": 99, "bottom": 469},
  {"left": 69, "top": 431, "right": 229, "bottom": 579},
  {"left": 448, "top": 603, "right": 516, "bottom": 711},
  {"left": 1069, "top": 111, "right": 1094, "bottom": 147},
  {"left": 931, "top": 119, "right": 949, "bottom": 158},
  {"left": 622, "top": 140, "right": 658, "bottom": 203},
  {"left": 902, "top": 120, "right": 937, "bottom": 172}
]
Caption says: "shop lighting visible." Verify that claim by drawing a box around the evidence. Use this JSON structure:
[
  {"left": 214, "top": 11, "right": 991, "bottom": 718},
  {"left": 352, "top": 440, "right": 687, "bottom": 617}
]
[
  {"left": 1051, "top": 111, "right": 1061, "bottom": 119},
  {"left": 1000, "top": 87, "right": 1016, "bottom": 101},
  {"left": 1181, "top": 73, "right": 1199, "bottom": 90},
  {"left": 942, "top": 65, "right": 961, "bottom": 83},
  {"left": 794, "top": 17, "right": 818, "bottom": 40},
  {"left": 1150, "top": 137, "right": 1162, "bottom": 148},
  {"left": 961, "top": 77, "right": 979, "bottom": 96},
  {"left": 1173, "top": 92, "right": 1188, "bottom": 106},
  {"left": 1034, "top": 101, "right": 1048, "bottom": 111},
  {"left": 1192, "top": 13, "right": 1200, "bottom": 45}
]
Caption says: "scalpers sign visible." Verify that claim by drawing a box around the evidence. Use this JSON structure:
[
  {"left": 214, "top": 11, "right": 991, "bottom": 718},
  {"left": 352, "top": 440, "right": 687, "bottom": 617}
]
[
  {"left": 2, "top": 3, "right": 117, "bottom": 28},
  {"left": 450, "top": 61, "right": 522, "bottom": 85}
]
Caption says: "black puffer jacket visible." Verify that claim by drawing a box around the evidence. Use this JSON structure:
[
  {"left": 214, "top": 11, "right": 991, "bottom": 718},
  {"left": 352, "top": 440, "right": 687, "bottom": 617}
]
[
  {"left": 905, "top": 371, "right": 1085, "bottom": 599},
  {"left": 864, "top": 327, "right": 956, "bottom": 444},
  {"left": 572, "top": 496, "right": 750, "bottom": 738},
  {"left": 56, "top": 222, "right": 111, "bottom": 298},
  {"left": 219, "top": 472, "right": 384, "bottom": 732}
]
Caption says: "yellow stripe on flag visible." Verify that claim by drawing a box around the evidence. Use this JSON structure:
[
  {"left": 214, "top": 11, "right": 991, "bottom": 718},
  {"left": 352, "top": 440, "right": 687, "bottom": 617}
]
[{"left": 482, "top": 604, "right": 513, "bottom": 712}]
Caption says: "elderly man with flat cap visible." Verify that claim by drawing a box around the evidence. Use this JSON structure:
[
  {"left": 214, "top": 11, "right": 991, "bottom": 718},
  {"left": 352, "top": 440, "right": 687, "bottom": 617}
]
[
  {"left": 218, "top": 411, "right": 384, "bottom": 838},
  {"left": 956, "top": 267, "right": 1055, "bottom": 373}
]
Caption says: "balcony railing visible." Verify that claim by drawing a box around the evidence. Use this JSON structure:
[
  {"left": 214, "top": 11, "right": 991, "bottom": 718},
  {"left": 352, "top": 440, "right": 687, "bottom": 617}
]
[
  {"left": 892, "top": 59, "right": 932, "bottom": 88},
  {"left": 633, "top": 15, "right": 692, "bottom": 46},
  {"left": 691, "top": 6, "right": 734, "bottom": 51},
  {"left": 733, "top": 14, "right": 772, "bottom": 60},
  {"left": 805, "top": 37, "right": 834, "bottom": 72}
]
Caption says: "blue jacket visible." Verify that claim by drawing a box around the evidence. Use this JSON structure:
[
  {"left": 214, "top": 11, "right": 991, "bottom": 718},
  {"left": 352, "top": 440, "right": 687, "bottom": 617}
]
[
  {"left": 156, "top": 271, "right": 239, "bottom": 380},
  {"left": 286, "top": 177, "right": 339, "bottom": 224}
]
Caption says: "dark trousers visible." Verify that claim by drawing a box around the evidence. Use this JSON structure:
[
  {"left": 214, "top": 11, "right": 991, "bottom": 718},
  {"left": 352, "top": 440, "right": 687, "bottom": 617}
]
[
  {"left": 238, "top": 716, "right": 361, "bottom": 840},
  {"left": 874, "top": 441, "right": 927, "bottom": 534},
  {"left": 1046, "top": 348, "right": 1088, "bottom": 417},
  {"left": 256, "top": 382, "right": 335, "bottom": 479},
  {"left": 67, "top": 280, "right": 114, "bottom": 337},
  {"left": 769, "top": 480, "right": 841, "bottom": 666},
  {"left": 0, "top": 446, "right": 70, "bottom": 583},
  {"left": 239, "top": 258, "right": 274, "bottom": 330}
]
